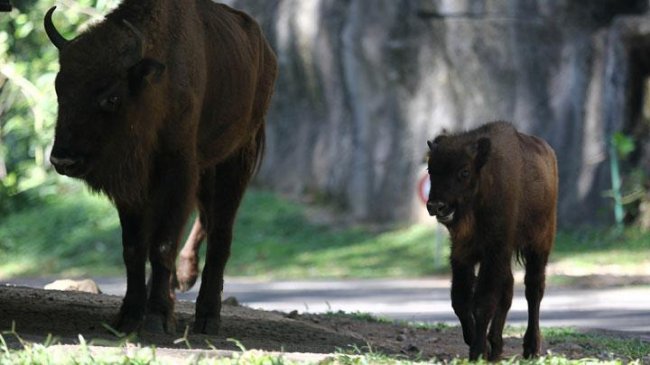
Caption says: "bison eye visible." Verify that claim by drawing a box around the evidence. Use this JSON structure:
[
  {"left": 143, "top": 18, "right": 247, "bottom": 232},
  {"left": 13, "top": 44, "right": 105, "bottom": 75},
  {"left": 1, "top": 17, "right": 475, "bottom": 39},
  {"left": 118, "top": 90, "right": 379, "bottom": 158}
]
[
  {"left": 98, "top": 95, "right": 121, "bottom": 113},
  {"left": 459, "top": 169, "right": 470, "bottom": 179}
]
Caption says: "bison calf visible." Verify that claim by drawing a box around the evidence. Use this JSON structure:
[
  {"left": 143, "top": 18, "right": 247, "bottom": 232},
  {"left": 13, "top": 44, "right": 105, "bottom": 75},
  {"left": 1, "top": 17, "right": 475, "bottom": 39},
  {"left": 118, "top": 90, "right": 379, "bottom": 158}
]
[{"left": 426, "top": 122, "right": 557, "bottom": 360}]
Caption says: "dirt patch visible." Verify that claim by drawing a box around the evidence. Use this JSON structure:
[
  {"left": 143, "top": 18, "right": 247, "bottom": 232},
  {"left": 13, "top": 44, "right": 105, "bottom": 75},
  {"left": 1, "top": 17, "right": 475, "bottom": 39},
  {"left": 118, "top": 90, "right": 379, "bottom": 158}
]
[{"left": 0, "top": 285, "right": 646, "bottom": 362}]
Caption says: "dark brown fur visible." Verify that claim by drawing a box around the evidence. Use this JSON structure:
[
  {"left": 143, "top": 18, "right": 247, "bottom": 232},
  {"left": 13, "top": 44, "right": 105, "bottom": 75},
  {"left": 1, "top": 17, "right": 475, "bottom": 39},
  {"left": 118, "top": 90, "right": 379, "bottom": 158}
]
[
  {"left": 46, "top": 0, "right": 277, "bottom": 334},
  {"left": 426, "top": 122, "right": 557, "bottom": 360}
]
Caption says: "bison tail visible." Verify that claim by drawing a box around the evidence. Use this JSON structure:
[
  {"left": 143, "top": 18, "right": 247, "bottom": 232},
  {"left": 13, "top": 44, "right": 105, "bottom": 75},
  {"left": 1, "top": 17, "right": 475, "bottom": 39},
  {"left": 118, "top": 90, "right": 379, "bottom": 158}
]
[{"left": 251, "top": 122, "right": 266, "bottom": 176}]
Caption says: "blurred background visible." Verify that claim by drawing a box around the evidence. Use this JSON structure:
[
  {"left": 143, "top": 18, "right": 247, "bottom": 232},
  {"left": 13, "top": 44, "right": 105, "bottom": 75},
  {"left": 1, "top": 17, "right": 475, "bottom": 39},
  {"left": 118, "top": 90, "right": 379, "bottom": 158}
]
[{"left": 0, "top": 0, "right": 649, "bottom": 282}]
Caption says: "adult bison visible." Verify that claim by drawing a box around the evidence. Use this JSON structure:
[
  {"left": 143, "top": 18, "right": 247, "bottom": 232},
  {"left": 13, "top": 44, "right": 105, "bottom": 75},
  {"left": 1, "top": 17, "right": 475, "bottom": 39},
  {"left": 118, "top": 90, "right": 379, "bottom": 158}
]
[
  {"left": 426, "top": 122, "right": 557, "bottom": 360},
  {"left": 45, "top": 0, "right": 277, "bottom": 335}
]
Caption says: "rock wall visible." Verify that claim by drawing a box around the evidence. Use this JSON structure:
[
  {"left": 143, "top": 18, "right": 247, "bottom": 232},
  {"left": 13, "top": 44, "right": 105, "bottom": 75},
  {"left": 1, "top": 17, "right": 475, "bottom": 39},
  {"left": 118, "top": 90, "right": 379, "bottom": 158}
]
[{"left": 226, "top": 0, "right": 649, "bottom": 226}]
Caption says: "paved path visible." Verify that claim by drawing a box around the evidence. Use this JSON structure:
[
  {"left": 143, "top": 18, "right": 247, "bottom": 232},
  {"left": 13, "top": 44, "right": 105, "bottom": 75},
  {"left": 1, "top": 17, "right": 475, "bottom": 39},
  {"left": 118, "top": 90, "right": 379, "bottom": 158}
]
[{"left": 3, "top": 277, "right": 650, "bottom": 338}]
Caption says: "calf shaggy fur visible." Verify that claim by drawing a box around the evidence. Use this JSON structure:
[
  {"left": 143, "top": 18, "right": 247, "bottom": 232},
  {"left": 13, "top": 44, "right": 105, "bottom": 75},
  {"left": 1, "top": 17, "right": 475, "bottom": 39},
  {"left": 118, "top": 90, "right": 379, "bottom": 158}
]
[{"left": 426, "top": 122, "right": 557, "bottom": 360}]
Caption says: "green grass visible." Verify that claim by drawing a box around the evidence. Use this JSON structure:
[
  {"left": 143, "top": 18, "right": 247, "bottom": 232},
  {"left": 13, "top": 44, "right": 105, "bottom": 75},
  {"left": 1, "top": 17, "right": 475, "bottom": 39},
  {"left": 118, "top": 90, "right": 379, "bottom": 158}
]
[
  {"left": 499, "top": 326, "right": 650, "bottom": 361},
  {"left": 0, "top": 183, "right": 447, "bottom": 279},
  {"left": 551, "top": 229, "right": 650, "bottom": 273},
  {"left": 1, "top": 182, "right": 649, "bottom": 280},
  {"left": 0, "top": 339, "right": 646, "bottom": 365},
  {"left": 542, "top": 327, "right": 650, "bottom": 361},
  {"left": 0, "top": 184, "right": 123, "bottom": 278},
  {"left": 228, "top": 191, "right": 446, "bottom": 278},
  {"left": 0, "top": 317, "right": 647, "bottom": 365},
  {"left": 2, "top": 323, "right": 647, "bottom": 365}
]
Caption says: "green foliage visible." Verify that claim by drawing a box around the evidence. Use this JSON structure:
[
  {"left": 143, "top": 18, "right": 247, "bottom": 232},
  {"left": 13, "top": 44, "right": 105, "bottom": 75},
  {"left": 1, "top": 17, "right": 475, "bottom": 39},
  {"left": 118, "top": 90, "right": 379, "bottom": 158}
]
[
  {"left": 0, "top": 0, "right": 120, "bottom": 213},
  {"left": 611, "top": 132, "right": 635, "bottom": 160}
]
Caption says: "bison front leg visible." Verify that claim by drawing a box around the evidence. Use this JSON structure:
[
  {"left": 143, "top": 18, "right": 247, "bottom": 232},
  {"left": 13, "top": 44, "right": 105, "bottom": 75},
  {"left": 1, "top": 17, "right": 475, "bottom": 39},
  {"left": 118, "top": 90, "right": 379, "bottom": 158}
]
[
  {"left": 145, "top": 157, "right": 196, "bottom": 334},
  {"left": 194, "top": 148, "right": 254, "bottom": 334},
  {"left": 114, "top": 208, "right": 148, "bottom": 334},
  {"left": 450, "top": 259, "right": 476, "bottom": 347}
]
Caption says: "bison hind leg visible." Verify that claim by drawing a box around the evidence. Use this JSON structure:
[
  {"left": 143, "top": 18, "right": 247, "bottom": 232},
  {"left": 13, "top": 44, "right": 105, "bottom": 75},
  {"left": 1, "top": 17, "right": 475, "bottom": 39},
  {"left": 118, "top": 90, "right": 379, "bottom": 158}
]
[
  {"left": 194, "top": 314, "right": 221, "bottom": 335},
  {"left": 176, "top": 217, "right": 206, "bottom": 292},
  {"left": 193, "top": 136, "right": 260, "bottom": 335}
]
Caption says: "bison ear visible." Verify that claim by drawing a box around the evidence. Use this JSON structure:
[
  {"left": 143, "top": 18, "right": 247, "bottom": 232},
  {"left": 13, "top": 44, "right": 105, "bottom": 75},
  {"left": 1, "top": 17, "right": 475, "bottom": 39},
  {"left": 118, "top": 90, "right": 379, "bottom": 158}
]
[
  {"left": 128, "top": 58, "right": 166, "bottom": 92},
  {"left": 470, "top": 137, "right": 491, "bottom": 171}
]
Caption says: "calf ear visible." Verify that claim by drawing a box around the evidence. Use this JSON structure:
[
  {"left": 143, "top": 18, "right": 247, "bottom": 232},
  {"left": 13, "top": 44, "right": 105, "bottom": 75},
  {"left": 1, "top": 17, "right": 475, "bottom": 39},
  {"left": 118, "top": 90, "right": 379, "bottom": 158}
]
[
  {"left": 128, "top": 58, "right": 165, "bottom": 92},
  {"left": 427, "top": 140, "right": 436, "bottom": 151},
  {"left": 470, "top": 137, "right": 491, "bottom": 171}
]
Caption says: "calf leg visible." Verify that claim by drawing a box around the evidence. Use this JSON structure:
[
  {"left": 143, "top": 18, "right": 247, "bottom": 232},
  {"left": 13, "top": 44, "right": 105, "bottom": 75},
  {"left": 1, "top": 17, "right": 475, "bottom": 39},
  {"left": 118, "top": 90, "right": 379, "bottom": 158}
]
[
  {"left": 176, "top": 217, "right": 206, "bottom": 292},
  {"left": 470, "top": 260, "right": 509, "bottom": 361},
  {"left": 194, "top": 148, "right": 255, "bottom": 334},
  {"left": 113, "top": 208, "right": 148, "bottom": 334},
  {"left": 450, "top": 259, "right": 476, "bottom": 347},
  {"left": 523, "top": 250, "right": 548, "bottom": 358},
  {"left": 487, "top": 270, "right": 514, "bottom": 361}
]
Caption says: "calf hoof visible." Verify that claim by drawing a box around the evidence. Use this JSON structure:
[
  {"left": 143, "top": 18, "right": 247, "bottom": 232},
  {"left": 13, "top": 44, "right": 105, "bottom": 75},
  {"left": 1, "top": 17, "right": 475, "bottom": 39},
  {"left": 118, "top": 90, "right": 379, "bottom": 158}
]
[
  {"left": 193, "top": 315, "right": 221, "bottom": 335},
  {"left": 523, "top": 330, "right": 541, "bottom": 358},
  {"left": 142, "top": 313, "right": 176, "bottom": 335},
  {"left": 523, "top": 346, "right": 540, "bottom": 359}
]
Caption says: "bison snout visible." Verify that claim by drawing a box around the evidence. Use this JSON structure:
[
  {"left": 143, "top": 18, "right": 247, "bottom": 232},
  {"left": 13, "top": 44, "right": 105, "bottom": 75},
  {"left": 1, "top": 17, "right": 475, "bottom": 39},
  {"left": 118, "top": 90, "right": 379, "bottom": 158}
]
[
  {"left": 50, "top": 154, "right": 87, "bottom": 177},
  {"left": 426, "top": 201, "right": 448, "bottom": 217}
]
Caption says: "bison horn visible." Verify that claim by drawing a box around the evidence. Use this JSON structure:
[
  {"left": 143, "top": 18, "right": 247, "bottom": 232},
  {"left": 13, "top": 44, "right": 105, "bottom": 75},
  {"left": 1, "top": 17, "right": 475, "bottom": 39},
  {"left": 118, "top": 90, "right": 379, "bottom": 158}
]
[
  {"left": 122, "top": 19, "right": 146, "bottom": 60},
  {"left": 427, "top": 140, "right": 436, "bottom": 151},
  {"left": 44, "top": 6, "right": 69, "bottom": 50}
]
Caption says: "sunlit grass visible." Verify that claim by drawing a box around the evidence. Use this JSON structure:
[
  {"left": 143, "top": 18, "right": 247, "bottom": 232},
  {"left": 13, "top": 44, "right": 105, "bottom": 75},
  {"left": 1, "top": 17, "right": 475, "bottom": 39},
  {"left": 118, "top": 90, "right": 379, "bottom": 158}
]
[
  {"left": 0, "top": 340, "right": 645, "bottom": 365},
  {"left": 551, "top": 229, "right": 650, "bottom": 275},
  {"left": 0, "top": 313, "right": 646, "bottom": 364},
  {"left": 0, "top": 184, "right": 122, "bottom": 278},
  {"left": 543, "top": 327, "right": 650, "bottom": 361},
  {"left": 0, "top": 184, "right": 446, "bottom": 280}
]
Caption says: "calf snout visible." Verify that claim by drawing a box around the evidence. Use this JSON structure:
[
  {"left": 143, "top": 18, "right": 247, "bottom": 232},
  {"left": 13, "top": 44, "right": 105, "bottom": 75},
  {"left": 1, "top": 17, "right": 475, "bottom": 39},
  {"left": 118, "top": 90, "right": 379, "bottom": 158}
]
[{"left": 427, "top": 201, "right": 448, "bottom": 216}]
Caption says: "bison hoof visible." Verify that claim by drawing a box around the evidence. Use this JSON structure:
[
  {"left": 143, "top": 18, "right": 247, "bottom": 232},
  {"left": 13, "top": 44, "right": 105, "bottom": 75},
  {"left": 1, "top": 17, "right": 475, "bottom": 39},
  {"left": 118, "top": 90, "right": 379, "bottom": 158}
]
[
  {"left": 142, "top": 313, "right": 176, "bottom": 334},
  {"left": 193, "top": 315, "right": 220, "bottom": 335},
  {"left": 111, "top": 314, "right": 143, "bottom": 336}
]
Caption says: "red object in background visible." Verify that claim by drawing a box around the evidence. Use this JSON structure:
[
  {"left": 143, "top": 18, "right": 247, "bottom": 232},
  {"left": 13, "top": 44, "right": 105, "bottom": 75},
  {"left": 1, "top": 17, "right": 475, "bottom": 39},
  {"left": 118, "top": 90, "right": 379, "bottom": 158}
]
[
  {"left": 417, "top": 170, "right": 430, "bottom": 205},
  {"left": 0, "top": 0, "right": 11, "bottom": 12}
]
